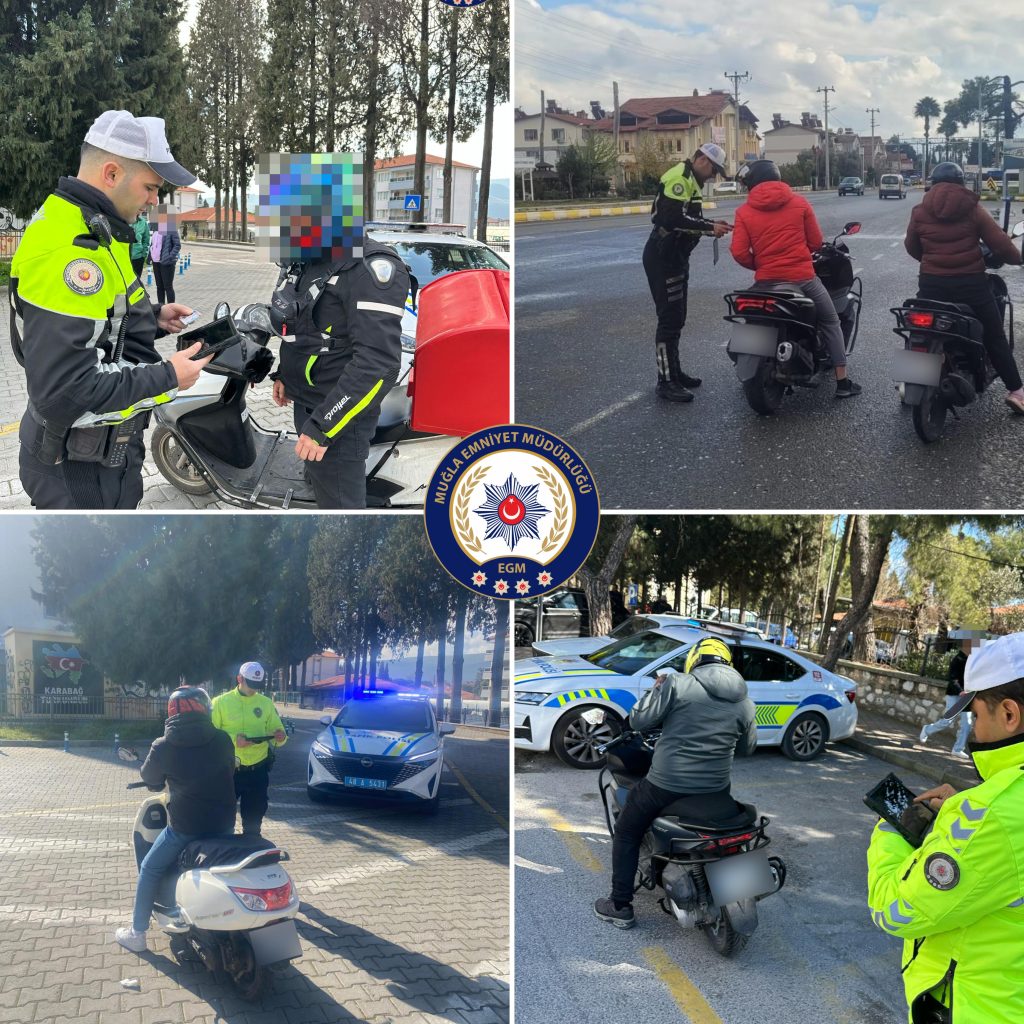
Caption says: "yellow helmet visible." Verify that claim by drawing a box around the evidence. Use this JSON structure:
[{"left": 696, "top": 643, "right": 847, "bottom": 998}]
[{"left": 683, "top": 637, "right": 733, "bottom": 674}]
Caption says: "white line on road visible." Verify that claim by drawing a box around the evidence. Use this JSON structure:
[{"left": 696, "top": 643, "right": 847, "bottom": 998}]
[
  {"left": 568, "top": 391, "right": 644, "bottom": 435},
  {"left": 514, "top": 856, "right": 564, "bottom": 874},
  {"left": 872, "top": 254, "right": 883, "bottom": 260}
]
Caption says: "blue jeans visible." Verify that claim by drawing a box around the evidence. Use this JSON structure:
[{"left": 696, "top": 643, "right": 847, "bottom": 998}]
[{"left": 132, "top": 826, "right": 197, "bottom": 932}]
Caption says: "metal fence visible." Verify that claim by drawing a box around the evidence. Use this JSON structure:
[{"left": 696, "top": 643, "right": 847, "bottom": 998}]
[
  {"left": 0, "top": 228, "right": 25, "bottom": 259},
  {"left": 0, "top": 693, "right": 165, "bottom": 721}
]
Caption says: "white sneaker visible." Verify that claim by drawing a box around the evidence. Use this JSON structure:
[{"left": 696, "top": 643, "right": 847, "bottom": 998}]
[{"left": 115, "top": 927, "right": 147, "bottom": 952}]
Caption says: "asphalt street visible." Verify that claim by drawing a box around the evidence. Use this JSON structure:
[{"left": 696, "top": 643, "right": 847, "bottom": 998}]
[
  {"left": 514, "top": 742, "right": 934, "bottom": 1024},
  {"left": 515, "top": 192, "right": 1024, "bottom": 509},
  {"left": 0, "top": 709, "right": 509, "bottom": 1024}
]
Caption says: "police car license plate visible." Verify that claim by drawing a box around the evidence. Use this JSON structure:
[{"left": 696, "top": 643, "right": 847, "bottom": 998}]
[
  {"left": 704, "top": 849, "right": 776, "bottom": 904},
  {"left": 892, "top": 348, "right": 942, "bottom": 386},
  {"left": 343, "top": 776, "right": 387, "bottom": 790},
  {"left": 727, "top": 324, "right": 778, "bottom": 357}
]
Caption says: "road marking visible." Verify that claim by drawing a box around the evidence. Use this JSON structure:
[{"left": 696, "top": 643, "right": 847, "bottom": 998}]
[
  {"left": 872, "top": 254, "right": 883, "bottom": 260},
  {"left": 642, "top": 946, "right": 724, "bottom": 1024},
  {"left": 0, "top": 420, "right": 19, "bottom": 437},
  {"left": 568, "top": 391, "right": 644, "bottom": 436},
  {"left": 891, "top": 241, "right": 899, "bottom": 247},
  {"left": 448, "top": 757, "right": 509, "bottom": 831},
  {"left": 4, "top": 799, "right": 139, "bottom": 818},
  {"left": 514, "top": 855, "right": 563, "bottom": 875},
  {"left": 536, "top": 807, "right": 603, "bottom": 873}
]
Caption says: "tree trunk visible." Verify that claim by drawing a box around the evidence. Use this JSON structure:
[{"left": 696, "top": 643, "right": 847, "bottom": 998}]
[
  {"left": 442, "top": 11, "right": 457, "bottom": 223},
  {"left": 414, "top": 635, "right": 426, "bottom": 689},
  {"left": 823, "top": 516, "right": 893, "bottom": 671},
  {"left": 450, "top": 589, "right": 468, "bottom": 724},
  {"left": 364, "top": 23, "right": 380, "bottom": 218},
  {"left": 576, "top": 516, "right": 638, "bottom": 636},
  {"left": 413, "top": 0, "right": 429, "bottom": 224},
  {"left": 488, "top": 600, "right": 508, "bottom": 727},
  {"left": 475, "top": 2, "right": 497, "bottom": 241},
  {"left": 817, "top": 515, "right": 855, "bottom": 654},
  {"left": 434, "top": 626, "right": 447, "bottom": 721}
]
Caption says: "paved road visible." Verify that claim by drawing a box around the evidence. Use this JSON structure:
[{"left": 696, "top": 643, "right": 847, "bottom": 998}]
[
  {"left": 0, "top": 711, "right": 509, "bottom": 1024},
  {"left": 515, "top": 192, "right": 1024, "bottom": 509},
  {"left": 515, "top": 742, "right": 934, "bottom": 1024}
]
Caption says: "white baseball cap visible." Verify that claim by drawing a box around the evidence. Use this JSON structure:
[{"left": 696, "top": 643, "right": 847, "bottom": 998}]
[
  {"left": 696, "top": 142, "right": 727, "bottom": 176},
  {"left": 84, "top": 110, "right": 196, "bottom": 187},
  {"left": 941, "top": 633, "right": 1024, "bottom": 720},
  {"left": 238, "top": 661, "right": 266, "bottom": 684}
]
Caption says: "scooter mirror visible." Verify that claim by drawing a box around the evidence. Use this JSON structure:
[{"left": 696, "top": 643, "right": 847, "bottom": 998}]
[
  {"left": 116, "top": 746, "right": 140, "bottom": 762},
  {"left": 1011, "top": 221, "right": 1024, "bottom": 238},
  {"left": 214, "top": 301, "right": 231, "bottom": 319},
  {"left": 843, "top": 222, "right": 862, "bottom": 236}
]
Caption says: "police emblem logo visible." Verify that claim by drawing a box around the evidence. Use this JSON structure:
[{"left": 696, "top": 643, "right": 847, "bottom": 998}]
[
  {"left": 369, "top": 258, "right": 394, "bottom": 284},
  {"left": 672, "top": 183, "right": 685, "bottom": 196},
  {"left": 253, "top": 707, "right": 263, "bottom": 718},
  {"left": 924, "top": 853, "right": 960, "bottom": 890},
  {"left": 424, "top": 425, "right": 600, "bottom": 599},
  {"left": 63, "top": 259, "right": 104, "bottom": 295}
]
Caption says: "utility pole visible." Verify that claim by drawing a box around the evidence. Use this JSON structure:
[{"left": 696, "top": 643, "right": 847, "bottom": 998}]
[
  {"left": 539, "top": 89, "right": 546, "bottom": 169},
  {"left": 817, "top": 86, "right": 835, "bottom": 189},
  {"left": 613, "top": 80, "right": 623, "bottom": 192},
  {"left": 866, "top": 107, "right": 880, "bottom": 184},
  {"left": 724, "top": 70, "right": 750, "bottom": 174}
]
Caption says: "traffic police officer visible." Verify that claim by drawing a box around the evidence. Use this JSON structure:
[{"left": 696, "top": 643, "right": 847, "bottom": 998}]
[
  {"left": 264, "top": 161, "right": 409, "bottom": 509},
  {"left": 595, "top": 637, "right": 757, "bottom": 929},
  {"left": 643, "top": 142, "right": 732, "bottom": 403},
  {"left": 10, "top": 110, "right": 210, "bottom": 508},
  {"left": 211, "top": 662, "right": 288, "bottom": 837},
  {"left": 867, "top": 632, "right": 1024, "bottom": 1023}
]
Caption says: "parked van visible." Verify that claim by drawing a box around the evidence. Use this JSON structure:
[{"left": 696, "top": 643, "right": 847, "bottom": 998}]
[{"left": 879, "top": 174, "right": 905, "bottom": 200}]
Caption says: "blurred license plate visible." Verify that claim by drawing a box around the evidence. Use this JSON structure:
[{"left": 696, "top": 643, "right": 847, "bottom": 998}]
[
  {"left": 892, "top": 348, "right": 942, "bottom": 386},
  {"left": 705, "top": 849, "right": 776, "bottom": 904},
  {"left": 343, "top": 776, "right": 387, "bottom": 790},
  {"left": 728, "top": 324, "right": 777, "bottom": 357}
]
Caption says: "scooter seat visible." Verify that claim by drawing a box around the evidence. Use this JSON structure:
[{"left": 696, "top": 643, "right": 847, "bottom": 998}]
[
  {"left": 178, "top": 834, "right": 280, "bottom": 872},
  {"left": 654, "top": 798, "right": 758, "bottom": 837}
]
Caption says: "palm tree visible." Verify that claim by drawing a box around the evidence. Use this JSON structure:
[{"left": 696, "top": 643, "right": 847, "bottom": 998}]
[
  {"left": 914, "top": 97, "right": 942, "bottom": 179},
  {"left": 937, "top": 112, "right": 959, "bottom": 166}
]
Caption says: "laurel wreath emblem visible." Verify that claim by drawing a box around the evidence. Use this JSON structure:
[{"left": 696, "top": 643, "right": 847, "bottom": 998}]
[
  {"left": 535, "top": 465, "right": 570, "bottom": 556},
  {"left": 453, "top": 464, "right": 490, "bottom": 557}
]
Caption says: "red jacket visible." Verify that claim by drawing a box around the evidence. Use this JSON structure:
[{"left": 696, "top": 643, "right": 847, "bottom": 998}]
[
  {"left": 731, "top": 181, "right": 823, "bottom": 281},
  {"left": 904, "top": 182, "right": 1021, "bottom": 275}
]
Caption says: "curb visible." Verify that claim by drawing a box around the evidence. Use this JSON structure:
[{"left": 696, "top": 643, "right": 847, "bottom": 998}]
[
  {"left": 840, "top": 734, "right": 976, "bottom": 791},
  {"left": 0, "top": 738, "right": 150, "bottom": 748},
  {"left": 515, "top": 201, "right": 719, "bottom": 223}
]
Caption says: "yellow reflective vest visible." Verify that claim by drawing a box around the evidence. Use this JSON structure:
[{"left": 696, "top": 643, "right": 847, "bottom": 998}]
[
  {"left": 866, "top": 737, "right": 1024, "bottom": 1023},
  {"left": 211, "top": 688, "right": 287, "bottom": 768}
]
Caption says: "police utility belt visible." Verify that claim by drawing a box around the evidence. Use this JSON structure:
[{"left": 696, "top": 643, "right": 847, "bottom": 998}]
[{"left": 26, "top": 402, "right": 149, "bottom": 469}]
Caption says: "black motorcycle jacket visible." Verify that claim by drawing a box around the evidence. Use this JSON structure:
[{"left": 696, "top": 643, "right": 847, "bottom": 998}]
[
  {"left": 629, "top": 662, "right": 758, "bottom": 793},
  {"left": 140, "top": 711, "right": 237, "bottom": 836},
  {"left": 272, "top": 240, "right": 409, "bottom": 447},
  {"left": 9, "top": 177, "right": 177, "bottom": 430}
]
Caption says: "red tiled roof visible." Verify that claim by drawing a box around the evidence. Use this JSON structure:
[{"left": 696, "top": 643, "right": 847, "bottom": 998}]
[{"left": 376, "top": 154, "right": 479, "bottom": 171}]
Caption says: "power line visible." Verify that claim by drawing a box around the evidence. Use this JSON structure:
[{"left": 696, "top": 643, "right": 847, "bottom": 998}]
[{"left": 920, "top": 542, "right": 1024, "bottom": 572}]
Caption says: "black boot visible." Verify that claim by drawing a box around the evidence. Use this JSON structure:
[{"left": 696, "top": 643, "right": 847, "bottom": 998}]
[
  {"left": 656, "top": 380, "right": 694, "bottom": 403},
  {"left": 677, "top": 371, "right": 702, "bottom": 388},
  {"left": 836, "top": 377, "right": 862, "bottom": 398},
  {"left": 594, "top": 897, "right": 636, "bottom": 929}
]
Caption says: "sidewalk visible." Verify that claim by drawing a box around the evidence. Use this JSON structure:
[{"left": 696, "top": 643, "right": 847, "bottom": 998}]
[{"left": 841, "top": 706, "right": 977, "bottom": 791}]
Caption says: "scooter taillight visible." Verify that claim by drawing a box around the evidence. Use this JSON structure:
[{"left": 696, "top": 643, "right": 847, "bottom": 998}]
[
  {"left": 736, "top": 296, "right": 778, "bottom": 313},
  {"left": 713, "top": 831, "right": 755, "bottom": 850},
  {"left": 229, "top": 881, "right": 293, "bottom": 911},
  {"left": 906, "top": 311, "right": 935, "bottom": 328}
]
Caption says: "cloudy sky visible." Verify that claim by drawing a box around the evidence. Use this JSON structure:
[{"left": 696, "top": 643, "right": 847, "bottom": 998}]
[{"left": 515, "top": 1, "right": 1024, "bottom": 148}]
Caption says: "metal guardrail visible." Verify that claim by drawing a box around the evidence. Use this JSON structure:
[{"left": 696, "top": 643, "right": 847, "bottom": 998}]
[{"left": 0, "top": 228, "right": 25, "bottom": 259}]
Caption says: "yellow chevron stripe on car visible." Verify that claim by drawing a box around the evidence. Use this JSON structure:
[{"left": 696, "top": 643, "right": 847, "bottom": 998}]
[
  {"left": 754, "top": 703, "right": 800, "bottom": 727},
  {"left": 515, "top": 668, "right": 616, "bottom": 682},
  {"left": 385, "top": 732, "right": 429, "bottom": 757},
  {"left": 555, "top": 688, "right": 611, "bottom": 706}
]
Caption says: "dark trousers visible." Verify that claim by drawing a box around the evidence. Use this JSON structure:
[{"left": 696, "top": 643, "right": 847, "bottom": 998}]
[
  {"left": 642, "top": 231, "right": 692, "bottom": 383},
  {"left": 131, "top": 256, "right": 145, "bottom": 280},
  {"left": 293, "top": 404, "right": 368, "bottom": 509},
  {"left": 234, "top": 760, "right": 271, "bottom": 836},
  {"left": 918, "top": 272, "right": 1022, "bottom": 391},
  {"left": 19, "top": 419, "right": 144, "bottom": 509},
  {"left": 154, "top": 261, "right": 176, "bottom": 305}
]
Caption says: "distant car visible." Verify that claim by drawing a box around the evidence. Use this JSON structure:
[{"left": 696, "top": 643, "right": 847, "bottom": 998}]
[
  {"left": 713, "top": 181, "right": 739, "bottom": 194},
  {"left": 838, "top": 177, "right": 864, "bottom": 196},
  {"left": 532, "top": 613, "right": 700, "bottom": 657},
  {"left": 515, "top": 588, "right": 628, "bottom": 648},
  {"left": 515, "top": 626, "right": 859, "bottom": 767},
  {"left": 879, "top": 174, "right": 906, "bottom": 199},
  {"left": 307, "top": 693, "right": 455, "bottom": 811}
]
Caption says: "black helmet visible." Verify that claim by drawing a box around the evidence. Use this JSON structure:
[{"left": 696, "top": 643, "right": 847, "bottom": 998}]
[
  {"left": 167, "top": 686, "right": 212, "bottom": 719},
  {"left": 930, "top": 162, "right": 964, "bottom": 186},
  {"left": 737, "top": 160, "right": 781, "bottom": 191}
]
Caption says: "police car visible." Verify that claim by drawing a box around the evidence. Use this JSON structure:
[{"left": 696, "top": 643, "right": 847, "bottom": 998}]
[
  {"left": 307, "top": 691, "right": 455, "bottom": 811},
  {"left": 515, "top": 626, "right": 858, "bottom": 769}
]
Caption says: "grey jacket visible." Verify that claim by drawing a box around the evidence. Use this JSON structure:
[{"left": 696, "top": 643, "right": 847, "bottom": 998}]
[{"left": 629, "top": 662, "right": 758, "bottom": 793}]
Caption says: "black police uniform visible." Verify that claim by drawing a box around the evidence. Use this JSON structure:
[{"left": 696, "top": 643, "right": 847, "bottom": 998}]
[
  {"left": 10, "top": 177, "right": 178, "bottom": 508},
  {"left": 642, "top": 161, "right": 719, "bottom": 394},
  {"left": 270, "top": 241, "right": 409, "bottom": 508}
]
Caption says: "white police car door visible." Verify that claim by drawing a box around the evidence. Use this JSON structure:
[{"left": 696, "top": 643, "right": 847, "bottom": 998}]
[{"left": 734, "top": 646, "right": 812, "bottom": 737}]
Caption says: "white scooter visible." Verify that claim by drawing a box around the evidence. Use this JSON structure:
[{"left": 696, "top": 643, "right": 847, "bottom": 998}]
[
  {"left": 150, "top": 301, "right": 454, "bottom": 508},
  {"left": 123, "top": 747, "right": 302, "bottom": 1000}
]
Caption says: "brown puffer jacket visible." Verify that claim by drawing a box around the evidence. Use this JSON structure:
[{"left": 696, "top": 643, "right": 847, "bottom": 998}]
[{"left": 905, "top": 182, "right": 1022, "bottom": 275}]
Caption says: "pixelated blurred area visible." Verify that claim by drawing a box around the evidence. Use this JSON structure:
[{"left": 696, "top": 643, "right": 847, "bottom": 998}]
[{"left": 256, "top": 151, "right": 364, "bottom": 265}]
